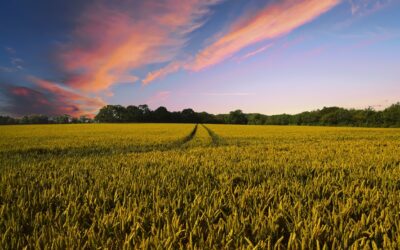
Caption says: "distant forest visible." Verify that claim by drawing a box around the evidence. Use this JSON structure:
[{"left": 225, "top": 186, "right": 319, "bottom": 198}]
[{"left": 1, "top": 102, "right": 400, "bottom": 127}]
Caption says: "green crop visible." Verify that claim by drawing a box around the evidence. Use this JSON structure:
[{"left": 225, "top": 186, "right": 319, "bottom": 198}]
[{"left": 1, "top": 124, "right": 400, "bottom": 249}]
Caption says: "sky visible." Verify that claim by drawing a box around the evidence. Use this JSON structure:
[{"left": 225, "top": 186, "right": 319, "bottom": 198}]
[{"left": 0, "top": 0, "right": 399, "bottom": 117}]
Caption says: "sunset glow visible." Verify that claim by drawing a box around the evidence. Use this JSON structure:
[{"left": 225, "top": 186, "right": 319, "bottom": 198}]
[{"left": 0, "top": 0, "right": 399, "bottom": 116}]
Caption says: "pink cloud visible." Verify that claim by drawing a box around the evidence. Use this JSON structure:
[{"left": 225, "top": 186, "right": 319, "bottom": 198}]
[
  {"left": 146, "top": 91, "right": 171, "bottom": 105},
  {"left": 142, "top": 0, "right": 339, "bottom": 83},
  {"left": 240, "top": 44, "right": 273, "bottom": 60},
  {"left": 7, "top": 0, "right": 221, "bottom": 116},
  {"left": 60, "top": 0, "right": 221, "bottom": 92},
  {"left": 5, "top": 86, "right": 68, "bottom": 116},
  {"left": 28, "top": 76, "right": 106, "bottom": 116},
  {"left": 11, "top": 87, "right": 33, "bottom": 97},
  {"left": 142, "top": 61, "right": 184, "bottom": 85},
  {"left": 188, "top": 0, "right": 340, "bottom": 71}
]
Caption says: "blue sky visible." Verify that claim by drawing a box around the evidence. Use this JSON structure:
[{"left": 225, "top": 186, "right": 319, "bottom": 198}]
[{"left": 0, "top": 0, "right": 399, "bottom": 116}]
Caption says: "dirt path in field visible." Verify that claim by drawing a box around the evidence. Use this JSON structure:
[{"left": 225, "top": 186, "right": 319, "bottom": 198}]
[
  {"left": 5, "top": 124, "right": 200, "bottom": 158},
  {"left": 178, "top": 124, "right": 198, "bottom": 144},
  {"left": 5, "top": 124, "right": 220, "bottom": 158},
  {"left": 201, "top": 124, "right": 224, "bottom": 146}
]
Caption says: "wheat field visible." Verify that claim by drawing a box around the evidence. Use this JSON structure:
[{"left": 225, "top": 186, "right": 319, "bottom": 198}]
[{"left": 1, "top": 124, "right": 400, "bottom": 249}]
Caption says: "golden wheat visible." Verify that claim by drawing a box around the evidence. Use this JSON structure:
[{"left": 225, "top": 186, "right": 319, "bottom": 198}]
[{"left": 1, "top": 124, "right": 399, "bottom": 249}]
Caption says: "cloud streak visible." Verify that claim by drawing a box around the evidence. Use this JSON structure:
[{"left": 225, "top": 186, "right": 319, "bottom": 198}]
[
  {"left": 143, "top": 61, "right": 183, "bottom": 85},
  {"left": 60, "top": 0, "right": 221, "bottom": 92},
  {"left": 3, "top": 0, "right": 374, "bottom": 116},
  {"left": 2, "top": 0, "right": 222, "bottom": 116},
  {"left": 1, "top": 77, "right": 105, "bottom": 117},
  {"left": 349, "top": 0, "right": 392, "bottom": 15},
  {"left": 146, "top": 91, "right": 171, "bottom": 105},
  {"left": 240, "top": 44, "right": 273, "bottom": 60},
  {"left": 142, "top": 0, "right": 340, "bottom": 84},
  {"left": 189, "top": 0, "right": 340, "bottom": 71}
]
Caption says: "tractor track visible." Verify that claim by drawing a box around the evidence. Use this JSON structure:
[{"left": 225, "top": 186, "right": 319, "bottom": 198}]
[
  {"left": 180, "top": 124, "right": 198, "bottom": 144},
  {"left": 3, "top": 124, "right": 200, "bottom": 158},
  {"left": 3, "top": 124, "right": 228, "bottom": 159},
  {"left": 201, "top": 124, "right": 224, "bottom": 146}
]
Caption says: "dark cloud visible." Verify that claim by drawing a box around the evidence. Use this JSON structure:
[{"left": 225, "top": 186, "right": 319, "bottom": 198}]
[
  {"left": 0, "top": 84, "right": 77, "bottom": 116},
  {"left": 0, "top": 78, "right": 104, "bottom": 117}
]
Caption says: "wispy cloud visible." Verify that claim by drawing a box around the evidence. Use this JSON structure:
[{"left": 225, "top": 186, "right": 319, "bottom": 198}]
[
  {"left": 188, "top": 0, "right": 340, "bottom": 71},
  {"left": 60, "top": 0, "right": 222, "bottom": 92},
  {"left": 28, "top": 76, "right": 105, "bottom": 116},
  {"left": 146, "top": 91, "right": 171, "bottom": 105},
  {"left": 240, "top": 44, "right": 273, "bottom": 60},
  {"left": 143, "top": 61, "right": 183, "bottom": 85},
  {"left": 1, "top": 77, "right": 105, "bottom": 117},
  {"left": 142, "top": 0, "right": 339, "bottom": 84},
  {"left": 1, "top": 85, "right": 61, "bottom": 116},
  {"left": 0, "top": 48, "right": 24, "bottom": 72},
  {"left": 2, "top": 0, "right": 223, "bottom": 116},
  {"left": 11, "top": 57, "right": 24, "bottom": 70},
  {"left": 349, "top": 0, "right": 392, "bottom": 15}
]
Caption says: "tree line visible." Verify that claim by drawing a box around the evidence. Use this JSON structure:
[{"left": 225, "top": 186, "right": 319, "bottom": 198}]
[
  {"left": 1, "top": 102, "right": 399, "bottom": 127},
  {"left": 247, "top": 103, "right": 400, "bottom": 127},
  {"left": 0, "top": 114, "right": 93, "bottom": 125}
]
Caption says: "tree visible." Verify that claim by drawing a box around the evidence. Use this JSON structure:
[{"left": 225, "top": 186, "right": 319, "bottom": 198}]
[
  {"left": 0, "top": 116, "right": 18, "bottom": 125},
  {"left": 79, "top": 116, "right": 93, "bottom": 123},
  {"left": 53, "top": 114, "right": 71, "bottom": 124},
  {"left": 320, "top": 108, "right": 351, "bottom": 126},
  {"left": 20, "top": 115, "right": 49, "bottom": 124},
  {"left": 138, "top": 105, "right": 151, "bottom": 122},
  {"left": 247, "top": 114, "right": 266, "bottom": 125},
  {"left": 383, "top": 102, "right": 400, "bottom": 127},
  {"left": 181, "top": 108, "right": 197, "bottom": 123},
  {"left": 126, "top": 105, "right": 142, "bottom": 122},
  {"left": 153, "top": 106, "right": 171, "bottom": 123},
  {"left": 5, "top": 101, "right": 400, "bottom": 127},
  {"left": 95, "top": 105, "right": 126, "bottom": 122},
  {"left": 228, "top": 110, "right": 248, "bottom": 124},
  {"left": 198, "top": 112, "right": 221, "bottom": 124}
]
